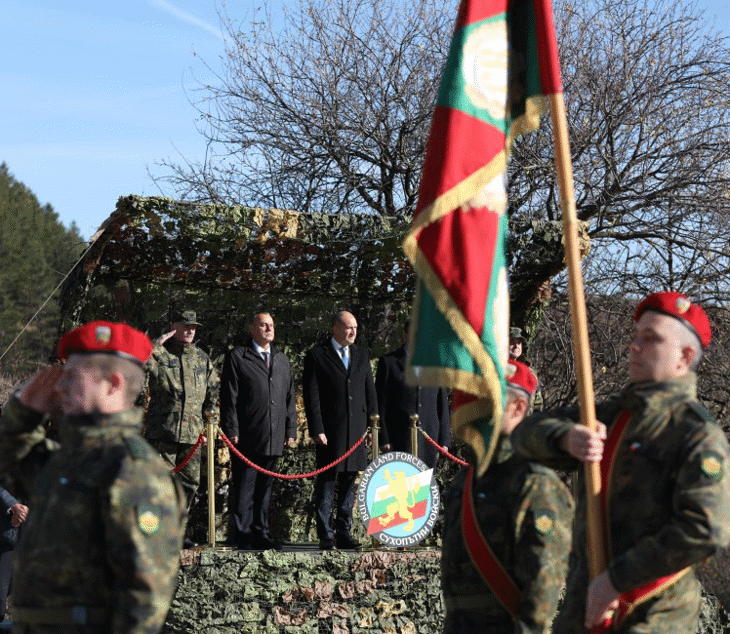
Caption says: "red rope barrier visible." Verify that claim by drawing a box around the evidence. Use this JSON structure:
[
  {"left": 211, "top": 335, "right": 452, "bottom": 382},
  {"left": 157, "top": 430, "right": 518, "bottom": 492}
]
[
  {"left": 219, "top": 429, "right": 369, "bottom": 480},
  {"left": 172, "top": 433, "right": 206, "bottom": 473},
  {"left": 419, "top": 427, "right": 469, "bottom": 467}
]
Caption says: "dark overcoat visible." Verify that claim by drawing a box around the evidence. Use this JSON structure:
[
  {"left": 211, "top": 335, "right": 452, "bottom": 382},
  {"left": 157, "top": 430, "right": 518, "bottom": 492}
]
[
  {"left": 0, "top": 486, "right": 19, "bottom": 552},
  {"left": 303, "top": 340, "right": 377, "bottom": 472},
  {"left": 375, "top": 345, "right": 450, "bottom": 468},
  {"left": 220, "top": 342, "right": 297, "bottom": 456}
]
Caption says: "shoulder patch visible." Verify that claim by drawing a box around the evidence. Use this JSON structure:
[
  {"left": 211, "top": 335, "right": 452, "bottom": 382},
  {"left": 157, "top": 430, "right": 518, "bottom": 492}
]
[
  {"left": 123, "top": 436, "right": 151, "bottom": 461},
  {"left": 700, "top": 451, "right": 724, "bottom": 480},
  {"left": 534, "top": 509, "right": 556, "bottom": 535},
  {"left": 137, "top": 505, "right": 161, "bottom": 535}
]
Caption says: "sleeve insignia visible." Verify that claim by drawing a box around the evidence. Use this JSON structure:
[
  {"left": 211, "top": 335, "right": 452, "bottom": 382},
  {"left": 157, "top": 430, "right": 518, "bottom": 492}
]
[
  {"left": 534, "top": 509, "right": 555, "bottom": 535},
  {"left": 137, "top": 506, "right": 161, "bottom": 535},
  {"left": 700, "top": 452, "right": 723, "bottom": 480}
]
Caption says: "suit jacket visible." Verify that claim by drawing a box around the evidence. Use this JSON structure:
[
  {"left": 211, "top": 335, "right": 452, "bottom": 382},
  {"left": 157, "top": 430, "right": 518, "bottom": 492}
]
[
  {"left": 303, "top": 340, "right": 378, "bottom": 472},
  {"left": 375, "top": 345, "right": 450, "bottom": 468},
  {"left": 220, "top": 342, "right": 297, "bottom": 456},
  {"left": 0, "top": 486, "right": 19, "bottom": 551}
]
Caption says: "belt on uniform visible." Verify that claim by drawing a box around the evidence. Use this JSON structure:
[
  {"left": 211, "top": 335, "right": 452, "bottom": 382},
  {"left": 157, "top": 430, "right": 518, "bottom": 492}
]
[{"left": 13, "top": 605, "right": 111, "bottom": 626}]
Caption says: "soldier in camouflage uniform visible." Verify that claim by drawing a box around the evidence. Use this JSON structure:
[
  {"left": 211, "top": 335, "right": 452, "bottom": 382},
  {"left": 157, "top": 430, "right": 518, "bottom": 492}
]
[
  {"left": 0, "top": 320, "right": 185, "bottom": 633},
  {"left": 512, "top": 292, "right": 730, "bottom": 633},
  {"left": 442, "top": 360, "right": 574, "bottom": 633},
  {"left": 510, "top": 327, "right": 543, "bottom": 412},
  {"left": 143, "top": 310, "right": 219, "bottom": 521}
]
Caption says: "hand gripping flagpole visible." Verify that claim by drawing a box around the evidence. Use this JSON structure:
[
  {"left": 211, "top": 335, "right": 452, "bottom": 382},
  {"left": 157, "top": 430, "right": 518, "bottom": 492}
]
[
  {"left": 533, "top": 0, "right": 607, "bottom": 583},
  {"left": 548, "top": 91, "right": 607, "bottom": 581}
]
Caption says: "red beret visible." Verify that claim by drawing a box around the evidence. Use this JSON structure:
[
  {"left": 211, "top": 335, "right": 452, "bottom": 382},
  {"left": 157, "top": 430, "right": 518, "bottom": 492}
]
[
  {"left": 57, "top": 321, "right": 153, "bottom": 366},
  {"left": 505, "top": 360, "right": 538, "bottom": 396},
  {"left": 634, "top": 291, "right": 711, "bottom": 349}
]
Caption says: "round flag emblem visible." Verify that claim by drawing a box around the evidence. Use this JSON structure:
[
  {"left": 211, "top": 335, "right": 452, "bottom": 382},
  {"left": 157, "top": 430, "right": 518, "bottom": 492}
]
[{"left": 357, "top": 452, "right": 440, "bottom": 547}]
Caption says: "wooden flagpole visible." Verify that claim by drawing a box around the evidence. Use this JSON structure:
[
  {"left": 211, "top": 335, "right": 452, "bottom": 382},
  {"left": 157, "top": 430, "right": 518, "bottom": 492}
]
[{"left": 548, "top": 92, "right": 607, "bottom": 581}]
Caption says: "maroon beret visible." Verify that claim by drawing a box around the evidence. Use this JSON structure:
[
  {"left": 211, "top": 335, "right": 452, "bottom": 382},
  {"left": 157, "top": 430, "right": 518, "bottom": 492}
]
[
  {"left": 505, "top": 360, "right": 538, "bottom": 396},
  {"left": 57, "top": 321, "right": 153, "bottom": 366},
  {"left": 634, "top": 291, "right": 711, "bottom": 349}
]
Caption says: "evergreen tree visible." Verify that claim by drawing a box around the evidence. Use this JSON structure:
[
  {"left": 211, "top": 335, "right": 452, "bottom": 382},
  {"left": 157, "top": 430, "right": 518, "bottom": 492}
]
[{"left": 0, "top": 162, "right": 84, "bottom": 376}]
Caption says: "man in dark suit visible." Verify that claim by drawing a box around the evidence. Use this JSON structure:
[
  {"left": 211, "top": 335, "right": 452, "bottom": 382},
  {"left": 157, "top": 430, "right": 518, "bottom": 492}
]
[
  {"left": 303, "top": 310, "right": 378, "bottom": 550},
  {"left": 0, "top": 486, "right": 27, "bottom": 622},
  {"left": 376, "top": 321, "right": 450, "bottom": 468},
  {"left": 220, "top": 312, "right": 296, "bottom": 550}
]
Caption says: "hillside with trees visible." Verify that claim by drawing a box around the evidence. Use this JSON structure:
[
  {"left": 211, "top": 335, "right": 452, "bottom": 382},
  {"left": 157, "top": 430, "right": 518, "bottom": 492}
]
[{"left": 0, "top": 162, "right": 85, "bottom": 381}]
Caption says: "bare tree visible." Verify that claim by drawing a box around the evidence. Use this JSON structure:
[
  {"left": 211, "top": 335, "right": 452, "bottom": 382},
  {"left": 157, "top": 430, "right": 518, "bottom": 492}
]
[
  {"left": 155, "top": 0, "right": 730, "bottom": 336},
  {"left": 155, "top": 0, "right": 452, "bottom": 217},
  {"left": 508, "top": 0, "right": 730, "bottom": 328}
]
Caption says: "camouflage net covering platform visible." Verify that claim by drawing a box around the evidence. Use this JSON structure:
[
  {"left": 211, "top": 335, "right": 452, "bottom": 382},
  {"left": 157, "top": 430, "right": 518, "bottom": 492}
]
[
  {"left": 165, "top": 550, "right": 730, "bottom": 634},
  {"left": 60, "top": 195, "right": 415, "bottom": 366}
]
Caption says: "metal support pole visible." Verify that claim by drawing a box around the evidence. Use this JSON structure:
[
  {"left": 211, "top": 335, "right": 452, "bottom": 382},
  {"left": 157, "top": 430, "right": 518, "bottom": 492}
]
[
  {"left": 409, "top": 414, "right": 419, "bottom": 459},
  {"left": 370, "top": 414, "right": 380, "bottom": 462},
  {"left": 206, "top": 422, "right": 216, "bottom": 547},
  {"left": 370, "top": 414, "right": 381, "bottom": 549}
]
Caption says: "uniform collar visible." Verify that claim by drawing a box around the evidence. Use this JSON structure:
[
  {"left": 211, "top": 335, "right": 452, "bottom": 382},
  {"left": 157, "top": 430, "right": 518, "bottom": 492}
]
[
  {"left": 60, "top": 407, "right": 145, "bottom": 444},
  {"left": 619, "top": 372, "right": 697, "bottom": 411},
  {"left": 166, "top": 339, "right": 196, "bottom": 355}
]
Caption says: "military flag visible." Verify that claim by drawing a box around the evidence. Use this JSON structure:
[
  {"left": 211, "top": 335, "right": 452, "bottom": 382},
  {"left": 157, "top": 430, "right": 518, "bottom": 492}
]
[{"left": 403, "top": 0, "right": 563, "bottom": 474}]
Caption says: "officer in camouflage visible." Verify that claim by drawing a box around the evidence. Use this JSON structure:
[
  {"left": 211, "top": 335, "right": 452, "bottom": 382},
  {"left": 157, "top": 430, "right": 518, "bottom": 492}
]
[
  {"left": 442, "top": 360, "right": 573, "bottom": 633},
  {"left": 142, "top": 309, "right": 219, "bottom": 524},
  {"left": 509, "top": 327, "right": 543, "bottom": 412},
  {"left": 512, "top": 291, "right": 730, "bottom": 633},
  {"left": 0, "top": 320, "right": 185, "bottom": 633}
]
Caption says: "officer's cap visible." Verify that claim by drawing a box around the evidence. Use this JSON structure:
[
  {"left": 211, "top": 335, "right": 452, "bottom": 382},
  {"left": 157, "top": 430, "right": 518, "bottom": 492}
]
[
  {"left": 509, "top": 327, "right": 526, "bottom": 343},
  {"left": 634, "top": 291, "right": 711, "bottom": 349},
  {"left": 170, "top": 309, "right": 202, "bottom": 327},
  {"left": 57, "top": 321, "right": 153, "bottom": 367},
  {"left": 506, "top": 360, "right": 538, "bottom": 396}
]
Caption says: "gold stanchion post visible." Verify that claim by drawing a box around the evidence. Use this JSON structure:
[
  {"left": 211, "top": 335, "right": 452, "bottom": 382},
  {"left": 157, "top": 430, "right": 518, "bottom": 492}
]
[
  {"left": 409, "top": 414, "right": 419, "bottom": 459},
  {"left": 370, "top": 414, "right": 380, "bottom": 462},
  {"left": 370, "top": 414, "right": 381, "bottom": 549},
  {"left": 207, "top": 422, "right": 216, "bottom": 547}
]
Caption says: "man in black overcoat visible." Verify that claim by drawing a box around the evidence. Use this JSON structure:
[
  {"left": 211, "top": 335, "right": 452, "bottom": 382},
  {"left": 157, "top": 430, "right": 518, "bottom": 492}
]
[
  {"left": 220, "top": 312, "right": 297, "bottom": 550},
  {"left": 376, "top": 322, "right": 450, "bottom": 468},
  {"left": 303, "top": 310, "right": 378, "bottom": 550},
  {"left": 0, "top": 485, "right": 27, "bottom": 622}
]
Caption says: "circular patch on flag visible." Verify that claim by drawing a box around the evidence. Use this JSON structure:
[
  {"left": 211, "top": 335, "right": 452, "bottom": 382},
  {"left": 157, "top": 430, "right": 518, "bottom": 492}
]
[
  {"left": 534, "top": 509, "right": 555, "bottom": 536},
  {"left": 700, "top": 452, "right": 723, "bottom": 480},
  {"left": 137, "top": 506, "right": 161, "bottom": 535},
  {"left": 95, "top": 325, "right": 112, "bottom": 344},
  {"left": 675, "top": 297, "right": 691, "bottom": 314},
  {"left": 462, "top": 21, "right": 511, "bottom": 120},
  {"left": 357, "top": 452, "right": 439, "bottom": 548}
]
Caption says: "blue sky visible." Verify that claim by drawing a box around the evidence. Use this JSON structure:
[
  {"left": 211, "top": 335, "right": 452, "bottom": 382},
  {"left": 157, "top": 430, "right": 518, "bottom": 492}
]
[
  {"left": 2, "top": 0, "right": 730, "bottom": 240},
  {"left": 1, "top": 0, "right": 257, "bottom": 239}
]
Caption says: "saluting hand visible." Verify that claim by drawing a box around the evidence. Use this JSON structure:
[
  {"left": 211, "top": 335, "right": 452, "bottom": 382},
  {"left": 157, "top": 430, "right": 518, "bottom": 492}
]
[
  {"left": 155, "top": 330, "right": 176, "bottom": 346},
  {"left": 560, "top": 422, "right": 607, "bottom": 462},
  {"left": 17, "top": 365, "right": 63, "bottom": 415}
]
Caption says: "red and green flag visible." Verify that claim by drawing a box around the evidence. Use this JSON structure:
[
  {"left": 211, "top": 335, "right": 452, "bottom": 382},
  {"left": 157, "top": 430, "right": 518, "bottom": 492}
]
[{"left": 403, "top": 0, "right": 563, "bottom": 474}]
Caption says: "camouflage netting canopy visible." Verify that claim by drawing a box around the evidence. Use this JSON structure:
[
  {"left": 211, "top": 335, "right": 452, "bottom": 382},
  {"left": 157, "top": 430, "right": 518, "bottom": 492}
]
[{"left": 60, "top": 195, "right": 415, "bottom": 365}]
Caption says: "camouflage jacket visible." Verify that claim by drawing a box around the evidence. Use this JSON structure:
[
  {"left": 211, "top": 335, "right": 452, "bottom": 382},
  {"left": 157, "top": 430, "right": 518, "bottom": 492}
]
[
  {"left": 143, "top": 339, "right": 219, "bottom": 444},
  {"left": 511, "top": 373, "right": 730, "bottom": 633},
  {"left": 442, "top": 436, "right": 574, "bottom": 634},
  {"left": 0, "top": 396, "right": 185, "bottom": 634}
]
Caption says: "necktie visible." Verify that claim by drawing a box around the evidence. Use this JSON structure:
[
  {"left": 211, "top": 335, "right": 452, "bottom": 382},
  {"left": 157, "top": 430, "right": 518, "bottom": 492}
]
[
  {"left": 339, "top": 346, "right": 349, "bottom": 370},
  {"left": 262, "top": 351, "right": 269, "bottom": 368}
]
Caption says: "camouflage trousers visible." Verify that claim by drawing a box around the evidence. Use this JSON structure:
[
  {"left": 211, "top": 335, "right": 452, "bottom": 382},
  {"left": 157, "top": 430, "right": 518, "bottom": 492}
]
[{"left": 147, "top": 439, "right": 203, "bottom": 512}]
